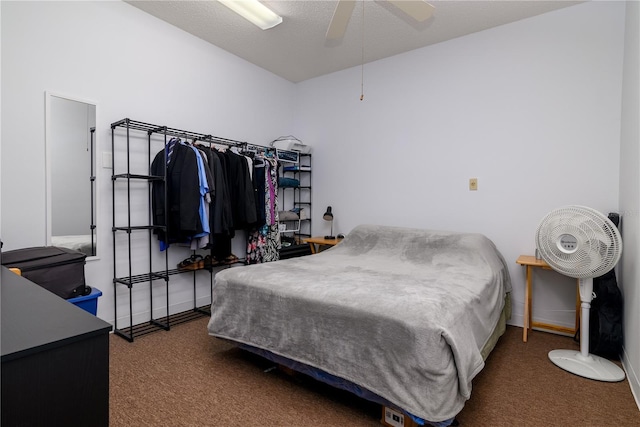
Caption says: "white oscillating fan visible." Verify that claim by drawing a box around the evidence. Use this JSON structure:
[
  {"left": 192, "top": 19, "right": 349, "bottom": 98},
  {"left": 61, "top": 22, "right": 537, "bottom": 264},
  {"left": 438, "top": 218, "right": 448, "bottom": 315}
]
[{"left": 536, "top": 205, "right": 625, "bottom": 382}]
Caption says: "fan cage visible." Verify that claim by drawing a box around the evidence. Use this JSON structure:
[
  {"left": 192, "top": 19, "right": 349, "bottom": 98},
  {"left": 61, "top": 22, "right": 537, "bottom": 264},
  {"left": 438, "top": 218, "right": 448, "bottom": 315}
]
[{"left": 535, "top": 205, "right": 622, "bottom": 279}]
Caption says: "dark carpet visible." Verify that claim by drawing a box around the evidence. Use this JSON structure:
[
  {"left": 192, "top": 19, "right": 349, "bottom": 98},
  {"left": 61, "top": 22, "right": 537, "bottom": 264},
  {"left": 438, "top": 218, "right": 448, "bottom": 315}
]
[{"left": 110, "top": 318, "right": 639, "bottom": 426}]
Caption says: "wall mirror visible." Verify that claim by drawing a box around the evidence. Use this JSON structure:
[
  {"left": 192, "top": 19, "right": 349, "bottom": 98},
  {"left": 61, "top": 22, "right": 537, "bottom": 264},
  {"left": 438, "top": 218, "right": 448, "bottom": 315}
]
[{"left": 45, "top": 92, "right": 97, "bottom": 258}]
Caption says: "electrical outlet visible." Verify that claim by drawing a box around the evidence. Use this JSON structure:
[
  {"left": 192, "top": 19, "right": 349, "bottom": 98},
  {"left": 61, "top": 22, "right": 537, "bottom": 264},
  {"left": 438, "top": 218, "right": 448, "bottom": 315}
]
[
  {"left": 469, "top": 178, "right": 478, "bottom": 191},
  {"left": 384, "top": 407, "right": 405, "bottom": 427}
]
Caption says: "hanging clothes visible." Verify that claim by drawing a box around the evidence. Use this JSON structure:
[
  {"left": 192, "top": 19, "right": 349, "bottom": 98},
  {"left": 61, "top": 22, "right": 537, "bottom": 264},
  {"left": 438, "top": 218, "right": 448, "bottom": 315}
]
[
  {"left": 203, "top": 148, "right": 233, "bottom": 236},
  {"left": 246, "top": 155, "right": 268, "bottom": 263},
  {"left": 188, "top": 145, "right": 214, "bottom": 250},
  {"left": 150, "top": 135, "right": 278, "bottom": 263},
  {"left": 252, "top": 157, "right": 266, "bottom": 228},
  {"left": 263, "top": 157, "right": 280, "bottom": 262},
  {"left": 151, "top": 139, "right": 203, "bottom": 249},
  {"left": 207, "top": 148, "right": 234, "bottom": 260},
  {"left": 246, "top": 226, "right": 267, "bottom": 264},
  {"left": 223, "top": 149, "right": 258, "bottom": 230}
]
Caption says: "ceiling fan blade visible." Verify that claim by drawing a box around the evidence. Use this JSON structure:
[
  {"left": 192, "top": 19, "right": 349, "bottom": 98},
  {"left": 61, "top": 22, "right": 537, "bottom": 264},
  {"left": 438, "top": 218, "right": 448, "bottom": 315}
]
[
  {"left": 387, "top": 0, "right": 435, "bottom": 22},
  {"left": 326, "top": 0, "right": 357, "bottom": 41}
]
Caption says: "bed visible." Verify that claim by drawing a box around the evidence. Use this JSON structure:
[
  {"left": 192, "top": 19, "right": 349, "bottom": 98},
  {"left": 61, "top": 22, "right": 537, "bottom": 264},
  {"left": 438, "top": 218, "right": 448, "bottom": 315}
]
[
  {"left": 51, "top": 234, "right": 95, "bottom": 257},
  {"left": 207, "top": 224, "right": 512, "bottom": 426}
]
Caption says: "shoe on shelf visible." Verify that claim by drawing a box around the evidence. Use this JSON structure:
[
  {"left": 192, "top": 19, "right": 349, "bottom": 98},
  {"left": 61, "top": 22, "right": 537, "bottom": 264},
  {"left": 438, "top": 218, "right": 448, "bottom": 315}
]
[
  {"left": 177, "top": 254, "right": 204, "bottom": 271},
  {"left": 203, "top": 255, "right": 220, "bottom": 270},
  {"left": 223, "top": 254, "right": 240, "bottom": 265}
]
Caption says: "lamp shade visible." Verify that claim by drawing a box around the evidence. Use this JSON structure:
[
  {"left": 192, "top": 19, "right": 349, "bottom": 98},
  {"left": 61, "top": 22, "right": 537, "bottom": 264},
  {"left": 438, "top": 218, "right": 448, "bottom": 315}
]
[
  {"left": 323, "top": 206, "right": 335, "bottom": 240},
  {"left": 323, "top": 206, "right": 333, "bottom": 221}
]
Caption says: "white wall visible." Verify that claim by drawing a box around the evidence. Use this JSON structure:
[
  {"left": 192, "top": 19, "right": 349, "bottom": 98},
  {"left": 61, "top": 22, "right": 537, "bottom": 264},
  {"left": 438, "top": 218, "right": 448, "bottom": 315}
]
[
  {"left": 294, "top": 2, "right": 625, "bottom": 332},
  {"left": 1, "top": 1, "right": 296, "bottom": 324},
  {"left": 0, "top": 3, "right": 3, "bottom": 249},
  {"left": 619, "top": 0, "right": 640, "bottom": 407}
]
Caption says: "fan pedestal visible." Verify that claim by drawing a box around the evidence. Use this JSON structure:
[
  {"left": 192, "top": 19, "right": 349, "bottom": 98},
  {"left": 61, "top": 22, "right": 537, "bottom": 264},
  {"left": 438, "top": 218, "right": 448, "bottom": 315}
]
[
  {"left": 548, "top": 350, "right": 625, "bottom": 382},
  {"left": 536, "top": 205, "right": 624, "bottom": 382},
  {"left": 548, "top": 295, "right": 625, "bottom": 382}
]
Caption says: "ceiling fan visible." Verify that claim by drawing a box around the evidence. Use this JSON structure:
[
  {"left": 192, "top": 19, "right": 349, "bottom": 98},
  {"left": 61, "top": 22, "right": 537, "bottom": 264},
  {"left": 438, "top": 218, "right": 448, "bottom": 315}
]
[{"left": 326, "top": 0, "right": 435, "bottom": 41}]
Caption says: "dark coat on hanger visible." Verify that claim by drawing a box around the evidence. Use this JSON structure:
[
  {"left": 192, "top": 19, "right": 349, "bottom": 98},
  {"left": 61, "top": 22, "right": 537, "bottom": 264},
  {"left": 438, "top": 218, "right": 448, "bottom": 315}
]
[
  {"left": 151, "top": 142, "right": 202, "bottom": 244},
  {"left": 223, "top": 150, "right": 258, "bottom": 230},
  {"left": 205, "top": 148, "right": 234, "bottom": 236},
  {"left": 253, "top": 159, "right": 266, "bottom": 227}
]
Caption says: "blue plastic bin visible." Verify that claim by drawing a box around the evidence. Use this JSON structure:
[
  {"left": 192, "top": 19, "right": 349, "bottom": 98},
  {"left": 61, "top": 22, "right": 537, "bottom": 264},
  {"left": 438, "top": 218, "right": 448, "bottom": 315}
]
[{"left": 68, "top": 287, "right": 102, "bottom": 315}]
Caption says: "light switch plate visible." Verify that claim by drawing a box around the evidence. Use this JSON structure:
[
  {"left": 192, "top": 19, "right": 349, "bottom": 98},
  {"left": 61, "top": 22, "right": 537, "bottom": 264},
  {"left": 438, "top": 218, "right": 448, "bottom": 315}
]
[{"left": 102, "top": 152, "right": 112, "bottom": 169}]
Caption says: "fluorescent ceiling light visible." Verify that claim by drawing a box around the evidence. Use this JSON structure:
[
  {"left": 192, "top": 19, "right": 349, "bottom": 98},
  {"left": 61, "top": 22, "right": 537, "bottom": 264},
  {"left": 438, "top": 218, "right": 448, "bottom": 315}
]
[{"left": 218, "top": 0, "right": 283, "bottom": 30}]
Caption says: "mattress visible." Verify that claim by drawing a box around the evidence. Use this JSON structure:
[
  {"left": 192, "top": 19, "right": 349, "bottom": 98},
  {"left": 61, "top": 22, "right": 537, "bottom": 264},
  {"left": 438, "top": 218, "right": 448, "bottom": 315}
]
[
  {"left": 208, "top": 224, "right": 512, "bottom": 423},
  {"left": 51, "top": 234, "right": 94, "bottom": 257}
]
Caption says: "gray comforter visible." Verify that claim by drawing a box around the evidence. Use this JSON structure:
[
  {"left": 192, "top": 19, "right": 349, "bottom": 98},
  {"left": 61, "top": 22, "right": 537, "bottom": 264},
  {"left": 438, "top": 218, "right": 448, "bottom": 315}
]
[{"left": 208, "top": 224, "right": 512, "bottom": 422}]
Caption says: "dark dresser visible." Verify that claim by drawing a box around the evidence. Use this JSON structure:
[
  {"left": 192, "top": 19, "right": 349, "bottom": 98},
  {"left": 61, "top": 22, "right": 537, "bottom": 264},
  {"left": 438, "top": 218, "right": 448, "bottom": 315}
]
[{"left": 1, "top": 266, "right": 112, "bottom": 426}]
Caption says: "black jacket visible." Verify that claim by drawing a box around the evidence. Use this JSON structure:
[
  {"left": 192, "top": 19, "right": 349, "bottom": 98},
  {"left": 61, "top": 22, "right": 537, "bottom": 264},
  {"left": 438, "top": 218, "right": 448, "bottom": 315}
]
[{"left": 151, "top": 143, "right": 202, "bottom": 245}]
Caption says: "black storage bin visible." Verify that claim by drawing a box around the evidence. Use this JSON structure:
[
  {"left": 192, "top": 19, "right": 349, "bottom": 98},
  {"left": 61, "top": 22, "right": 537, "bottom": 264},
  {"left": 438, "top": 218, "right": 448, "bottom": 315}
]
[
  {"left": 1, "top": 246, "right": 88, "bottom": 299},
  {"left": 279, "top": 243, "right": 312, "bottom": 259}
]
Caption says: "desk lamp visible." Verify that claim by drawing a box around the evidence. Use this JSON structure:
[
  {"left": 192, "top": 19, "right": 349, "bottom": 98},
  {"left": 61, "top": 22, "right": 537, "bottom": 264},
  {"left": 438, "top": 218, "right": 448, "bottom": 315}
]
[{"left": 323, "top": 206, "right": 336, "bottom": 239}]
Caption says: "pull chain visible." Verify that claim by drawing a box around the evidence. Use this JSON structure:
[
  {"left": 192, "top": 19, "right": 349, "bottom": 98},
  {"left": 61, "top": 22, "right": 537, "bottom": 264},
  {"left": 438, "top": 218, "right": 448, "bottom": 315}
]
[{"left": 360, "top": 0, "right": 365, "bottom": 101}]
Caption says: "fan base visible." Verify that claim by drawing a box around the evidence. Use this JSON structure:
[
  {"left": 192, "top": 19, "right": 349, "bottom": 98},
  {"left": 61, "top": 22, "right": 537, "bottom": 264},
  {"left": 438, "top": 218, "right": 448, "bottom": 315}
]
[{"left": 548, "top": 349, "right": 625, "bottom": 382}]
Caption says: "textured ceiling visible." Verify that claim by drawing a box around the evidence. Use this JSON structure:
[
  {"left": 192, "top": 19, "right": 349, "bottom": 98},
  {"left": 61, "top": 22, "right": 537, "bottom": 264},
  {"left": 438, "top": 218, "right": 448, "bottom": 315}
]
[{"left": 126, "top": 1, "right": 582, "bottom": 83}]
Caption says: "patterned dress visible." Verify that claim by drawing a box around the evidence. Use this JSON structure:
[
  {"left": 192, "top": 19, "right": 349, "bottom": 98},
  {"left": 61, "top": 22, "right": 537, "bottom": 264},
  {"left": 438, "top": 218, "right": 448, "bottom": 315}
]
[{"left": 246, "top": 157, "right": 280, "bottom": 263}]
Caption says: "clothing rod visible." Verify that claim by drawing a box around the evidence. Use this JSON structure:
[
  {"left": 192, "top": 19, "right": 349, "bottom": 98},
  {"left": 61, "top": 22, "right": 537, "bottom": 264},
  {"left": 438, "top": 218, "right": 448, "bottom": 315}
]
[{"left": 110, "top": 118, "right": 273, "bottom": 149}]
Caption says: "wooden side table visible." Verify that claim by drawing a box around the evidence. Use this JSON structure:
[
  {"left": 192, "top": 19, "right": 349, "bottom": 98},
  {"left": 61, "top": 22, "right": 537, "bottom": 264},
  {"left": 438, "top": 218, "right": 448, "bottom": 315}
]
[
  {"left": 303, "top": 236, "right": 341, "bottom": 254},
  {"left": 516, "top": 255, "right": 580, "bottom": 342}
]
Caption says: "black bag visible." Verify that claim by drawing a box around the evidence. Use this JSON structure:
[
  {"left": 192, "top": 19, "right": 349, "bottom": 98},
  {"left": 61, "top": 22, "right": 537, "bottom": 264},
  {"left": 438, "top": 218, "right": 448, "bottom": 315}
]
[
  {"left": 1, "top": 246, "right": 89, "bottom": 299},
  {"left": 575, "top": 213, "right": 623, "bottom": 359},
  {"left": 589, "top": 269, "right": 623, "bottom": 359}
]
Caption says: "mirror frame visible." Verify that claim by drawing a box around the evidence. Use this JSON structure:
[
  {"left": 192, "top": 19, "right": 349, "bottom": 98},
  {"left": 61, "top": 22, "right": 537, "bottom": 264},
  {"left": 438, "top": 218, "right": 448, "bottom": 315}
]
[{"left": 45, "top": 91, "right": 99, "bottom": 260}]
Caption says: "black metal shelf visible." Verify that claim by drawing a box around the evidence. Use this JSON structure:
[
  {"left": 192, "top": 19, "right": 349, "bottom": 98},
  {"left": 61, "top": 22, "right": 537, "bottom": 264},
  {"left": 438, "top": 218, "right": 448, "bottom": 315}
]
[
  {"left": 112, "top": 225, "right": 165, "bottom": 232},
  {"left": 112, "top": 173, "right": 164, "bottom": 181},
  {"left": 114, "top": 272, "right": 167, "bottom": 288},
  {"left": 112, "top": 258, "right": 244, "bottom": 341},
  {"left": 111, "top": 118, "right": 246, "bottom": 147},
  {"left": 113, "top": 260, "right": 244, "bottom": 288},
  {"left": 113, "top": 306, "right": 211, "bottom": 342},
  {"left": 112, "top": 118, "right": 172, "bottom": 342},
  {"left": 279, "top": 153, "right": 312, "bottom": 246},
  {"left": 111, "top": 118, "right": 255, "bottom": 342}
]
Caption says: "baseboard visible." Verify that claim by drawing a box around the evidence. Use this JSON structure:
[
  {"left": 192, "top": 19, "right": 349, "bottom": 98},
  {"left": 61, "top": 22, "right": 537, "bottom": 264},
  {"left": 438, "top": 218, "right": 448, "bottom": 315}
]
[
  {"left": 621, "top": 346, "right": 640, "bottom": 411},
  {"left": 507, "top": 313, "right": 576, "bottom": 337}
]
